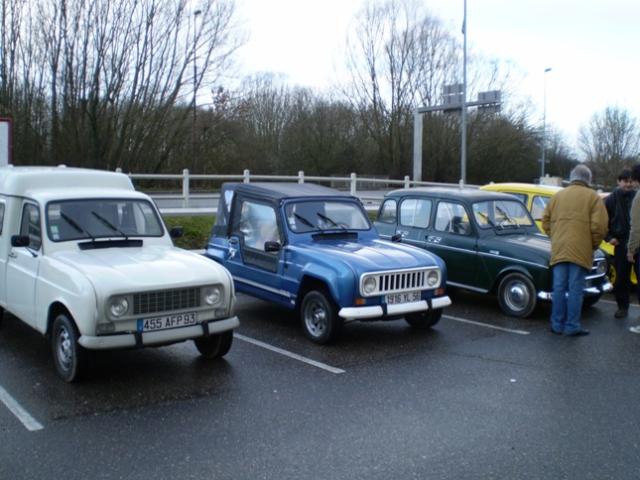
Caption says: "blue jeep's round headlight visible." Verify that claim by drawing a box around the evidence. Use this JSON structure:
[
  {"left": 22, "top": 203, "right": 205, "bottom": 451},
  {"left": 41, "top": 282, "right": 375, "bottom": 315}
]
[
  {"left": 363, "top": 277, "right": 377, "bottom": 295},
  {"left": 596, "top": 261, "right": 607, "bottom": 276},
  {"left": 426, "top": 270, "right": 440, "bottom": 288}
]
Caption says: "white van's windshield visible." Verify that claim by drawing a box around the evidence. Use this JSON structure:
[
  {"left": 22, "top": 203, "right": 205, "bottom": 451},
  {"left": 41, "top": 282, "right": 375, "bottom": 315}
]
[{"left": 47, "top": 199, "right": 164, "bottom": 241}]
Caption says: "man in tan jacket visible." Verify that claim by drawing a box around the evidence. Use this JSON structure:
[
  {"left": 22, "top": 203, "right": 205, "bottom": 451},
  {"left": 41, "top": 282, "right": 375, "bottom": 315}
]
[{"left": 542, "top": 165, "right": 608, "bottom": 336}]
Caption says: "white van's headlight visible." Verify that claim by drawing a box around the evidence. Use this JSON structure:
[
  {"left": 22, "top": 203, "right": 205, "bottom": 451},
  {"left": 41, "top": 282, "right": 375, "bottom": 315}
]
[
  {"left": 204, "top": 286, "right": 222, "bottom": 305},
  {"left": 109, "top": 297, "right": 129, "bottom": 318},
  {"left": 426, "top": 270, "right": 440, "bottom": 288},
  {"left": 362, "top": 277, "right": 377, "bottom": 295}
]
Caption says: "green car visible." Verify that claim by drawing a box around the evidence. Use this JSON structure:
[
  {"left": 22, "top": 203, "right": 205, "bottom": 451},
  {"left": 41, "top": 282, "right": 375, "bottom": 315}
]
[{"left": 374, "top": 188, "right": 612, "bottom": 318}]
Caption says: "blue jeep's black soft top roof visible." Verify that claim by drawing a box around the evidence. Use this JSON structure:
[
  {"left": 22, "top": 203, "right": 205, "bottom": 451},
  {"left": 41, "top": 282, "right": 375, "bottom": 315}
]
[
  {"left": 223, "top": 182, "right": 351, "bottom": 201},
  {"left": 212, "top": 182, "right": 356, "bottom": 235}
]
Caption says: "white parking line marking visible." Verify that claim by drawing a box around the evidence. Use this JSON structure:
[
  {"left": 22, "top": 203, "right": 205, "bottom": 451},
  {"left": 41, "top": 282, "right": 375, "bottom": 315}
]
[
  {"left": 443, "top": 315, "right": 530, "bottom": 335},
  {"left": 0, "top": 385, "right": 43, "bottom": 432},
  {"left": 234, "top": 333, "right": 345, "bottom": 374},
  {"left": 600, "top": 299, "right": 639, "bottom": 308}
]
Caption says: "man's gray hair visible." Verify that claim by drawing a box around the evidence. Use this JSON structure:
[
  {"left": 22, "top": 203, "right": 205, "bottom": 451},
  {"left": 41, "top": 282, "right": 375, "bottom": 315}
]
[{"left": 569, "top": 164, "right": 592, "bottom": 185}]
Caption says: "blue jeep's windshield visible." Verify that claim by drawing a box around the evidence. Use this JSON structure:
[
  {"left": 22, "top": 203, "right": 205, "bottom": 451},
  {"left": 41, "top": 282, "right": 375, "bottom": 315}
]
[{"left": 285, "top": 200, "right": 370, "bottom": 233}]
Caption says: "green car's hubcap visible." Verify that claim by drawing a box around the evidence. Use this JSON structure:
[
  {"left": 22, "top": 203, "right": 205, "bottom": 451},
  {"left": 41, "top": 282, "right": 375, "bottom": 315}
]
[{"left": 505, "top": 281, "right": 530, "bottom": 312}]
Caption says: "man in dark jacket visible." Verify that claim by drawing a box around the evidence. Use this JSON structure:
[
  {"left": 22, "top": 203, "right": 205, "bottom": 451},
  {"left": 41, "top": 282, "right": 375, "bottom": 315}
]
[{"left": 605, "top": 168, "right": 637, "bottom": 318}]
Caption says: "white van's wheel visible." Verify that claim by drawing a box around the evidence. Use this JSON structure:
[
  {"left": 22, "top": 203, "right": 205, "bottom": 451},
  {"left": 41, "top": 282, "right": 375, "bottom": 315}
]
[{"left": 51, "top": 314, "right": 85, "bottom": 382}]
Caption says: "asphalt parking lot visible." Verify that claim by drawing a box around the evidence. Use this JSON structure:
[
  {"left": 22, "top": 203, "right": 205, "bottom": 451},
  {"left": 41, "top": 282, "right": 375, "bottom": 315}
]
[{"left": 1, "top": 291, "right": 640, "bottom": 480}]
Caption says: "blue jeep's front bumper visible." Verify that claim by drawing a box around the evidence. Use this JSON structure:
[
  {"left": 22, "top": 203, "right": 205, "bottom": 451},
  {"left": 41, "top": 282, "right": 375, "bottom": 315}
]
[{"left": 338, "top": 296, "right": 451, "bottom": 320}]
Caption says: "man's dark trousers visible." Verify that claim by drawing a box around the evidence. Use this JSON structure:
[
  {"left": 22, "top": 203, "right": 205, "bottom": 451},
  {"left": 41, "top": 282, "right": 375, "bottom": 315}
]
[{"left": 614, "top": 244, "right": 639, "bottom": 309}]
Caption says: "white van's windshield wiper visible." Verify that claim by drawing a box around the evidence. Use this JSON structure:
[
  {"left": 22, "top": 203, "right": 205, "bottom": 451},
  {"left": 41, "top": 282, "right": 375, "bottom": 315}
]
[
  {"left": 91, "top": 211, "right": 129, "bottom": 239},
  {"left": 60, "top": 212, "right": 95, "bottom": 241}
]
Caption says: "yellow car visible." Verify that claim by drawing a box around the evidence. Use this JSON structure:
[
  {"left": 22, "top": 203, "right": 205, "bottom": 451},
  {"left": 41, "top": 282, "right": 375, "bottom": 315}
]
[{"left": 480, "top": 182, "right": 631, "bottom": 285}]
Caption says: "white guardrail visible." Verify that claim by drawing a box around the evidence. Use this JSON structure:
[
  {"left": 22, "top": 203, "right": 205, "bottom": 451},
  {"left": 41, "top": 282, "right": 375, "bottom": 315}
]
[{"left": 116, "top": 168, "right": 475, "bottom": 216}]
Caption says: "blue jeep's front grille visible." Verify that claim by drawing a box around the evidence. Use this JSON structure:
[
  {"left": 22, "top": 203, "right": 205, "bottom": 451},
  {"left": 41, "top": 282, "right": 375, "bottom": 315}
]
[
  {"left": 380, "top": 271, "right": 425, "bottom": 292},
  {"left": 361, "top": 267, "right": 439, "bottom": 297}
]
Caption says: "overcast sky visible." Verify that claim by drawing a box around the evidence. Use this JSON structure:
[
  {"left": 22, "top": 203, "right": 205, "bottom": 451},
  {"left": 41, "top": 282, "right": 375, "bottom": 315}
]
[{"left": 234, "top": 0, "right": 640, "bottom": 155}]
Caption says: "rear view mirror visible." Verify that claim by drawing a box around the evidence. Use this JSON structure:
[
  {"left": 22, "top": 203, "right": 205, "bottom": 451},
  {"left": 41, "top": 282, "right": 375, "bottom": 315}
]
[
  {"left": 11, "top": 235, "right": 30, "bottom": 247},
  {"left": 391, "top": 233, "right": 402, "bottom": 242},
  {"left": 169, "top": 227, "right": 184, "bottom": 239}
]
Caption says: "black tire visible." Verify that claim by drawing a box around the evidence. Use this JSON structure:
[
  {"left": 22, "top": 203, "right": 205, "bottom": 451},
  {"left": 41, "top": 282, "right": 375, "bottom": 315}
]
[
  {"left": 582, "top": 294, "right": 601, "bottom": 309},
  {"left": 497, "top": 272, "right": 537, "bottom": 318},
  {"left": 194, "top": 330, "right": 233, "bottom": 359},
  {"left": 51, "top": 313, "right": 85, "bottom": 382},
  {"left": 405, "top": 308, "right": 443, "bottom": 329},
  {"left": 300, "top": 290, "right": 342, "bottom": 344}
]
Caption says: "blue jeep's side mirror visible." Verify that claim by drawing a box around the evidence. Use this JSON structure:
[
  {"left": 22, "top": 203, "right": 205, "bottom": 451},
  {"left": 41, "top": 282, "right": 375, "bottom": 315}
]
[{"left": 264, "top": 241, "right": 281, "bottom": 253}]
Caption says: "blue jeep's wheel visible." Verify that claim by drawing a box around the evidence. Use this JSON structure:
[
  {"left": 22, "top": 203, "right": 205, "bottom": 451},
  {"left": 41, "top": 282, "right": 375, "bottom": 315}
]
[
  {"left": 405, "top": 308, "right": 442, "bottom": 329},
  {"left": 300, "top": 290, "right": 342, "bottom": 344}
]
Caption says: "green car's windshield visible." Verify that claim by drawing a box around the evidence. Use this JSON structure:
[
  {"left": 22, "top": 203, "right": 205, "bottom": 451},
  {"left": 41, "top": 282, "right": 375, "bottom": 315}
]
[
  {"left": 472, "top": 200, "right": 534, "bottom": 229},
  {"left": 285, "top": 201, "right": 370, "bottom": 233}
]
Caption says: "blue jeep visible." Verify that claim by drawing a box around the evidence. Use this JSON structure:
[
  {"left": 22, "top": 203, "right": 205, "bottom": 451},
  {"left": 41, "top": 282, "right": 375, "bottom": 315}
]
[{"left": 205, "top": 183, "right": 451, "bottom": 343}]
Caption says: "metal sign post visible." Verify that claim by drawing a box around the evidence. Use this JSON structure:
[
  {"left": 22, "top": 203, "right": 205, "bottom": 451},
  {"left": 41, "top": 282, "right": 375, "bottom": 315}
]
[{"left": 0, "top": 118, "right": 12, "bottom": 166}]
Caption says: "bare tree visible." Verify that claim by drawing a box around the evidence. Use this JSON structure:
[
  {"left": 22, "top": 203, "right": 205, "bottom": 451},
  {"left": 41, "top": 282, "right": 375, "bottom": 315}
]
[
  {"left": 579, "top": 106, "right": 640, "bottom": 184},
  {"left": 4, "top": 0, "right": 242, "bottom": 171},
  {"left": 344, "top": 0, "right": 429, "bottom": 176}
]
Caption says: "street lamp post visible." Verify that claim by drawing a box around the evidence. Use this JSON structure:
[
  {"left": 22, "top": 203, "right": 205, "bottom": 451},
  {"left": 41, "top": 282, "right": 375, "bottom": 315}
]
[
  {"left": 460, "top": 0, "right": 468, "bottom": 186},
  {"left": 192, "top": 9, "right": 202, "bottom": 166},
  {"left": 541, "top": 67, "right": 552, "bottom": 179}
]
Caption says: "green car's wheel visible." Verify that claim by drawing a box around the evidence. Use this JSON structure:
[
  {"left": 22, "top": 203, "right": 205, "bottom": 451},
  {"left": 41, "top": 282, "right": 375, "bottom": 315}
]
[
  {"left": 497, "top": 272, "right": 537, "bottom": 318},
  {"left": 583, "top": 294, "right": 601, "bottom": 309}
]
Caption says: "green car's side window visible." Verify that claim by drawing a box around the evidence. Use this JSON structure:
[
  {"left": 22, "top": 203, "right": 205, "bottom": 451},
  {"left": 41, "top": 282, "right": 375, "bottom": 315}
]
[
  {"left": 378, "top": 199, "right": 398, "bottom": 224},
  {"left": 434, "top": 201, "right": 471, "bottom": 236},
  {"left": 400, "top": 198, "right": 431, "bottom": 228},
  {"left": 531, "top": 195, "right": 549, "bottom": 221}
]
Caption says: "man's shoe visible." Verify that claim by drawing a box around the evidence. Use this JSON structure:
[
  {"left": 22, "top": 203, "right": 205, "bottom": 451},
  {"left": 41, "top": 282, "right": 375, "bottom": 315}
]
[
  {"left": 549, "top": 328, "right": 562, "bottom": 335},
  {"left": 565, "top": 329, "right": 590, "bottom": 337},
  {"left": 629, "top": 326, "right": 640, "bottom": 334},
  {"left": 615, "top": 308, "right": 629, "bottom": 319}
]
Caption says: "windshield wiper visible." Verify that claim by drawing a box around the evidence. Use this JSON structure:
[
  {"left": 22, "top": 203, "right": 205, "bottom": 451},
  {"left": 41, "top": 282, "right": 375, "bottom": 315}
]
[
  {"left": 60, "top": 212, "right": 95, "bottom": 241},
  {"left": 495, "top": 205, "right": 519, "bottom": 228},
  {"left": 317, "top": 213, "right": 346, "bottom": 231},
  {"left": 294, "top": 212, "right": 319, "bottom": 230},
  {"left": 91, "top": 211, "right": 129, "bottom": 239},
  {"left": 475, "top": 211, "right": 496, "bottom": 228}
]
